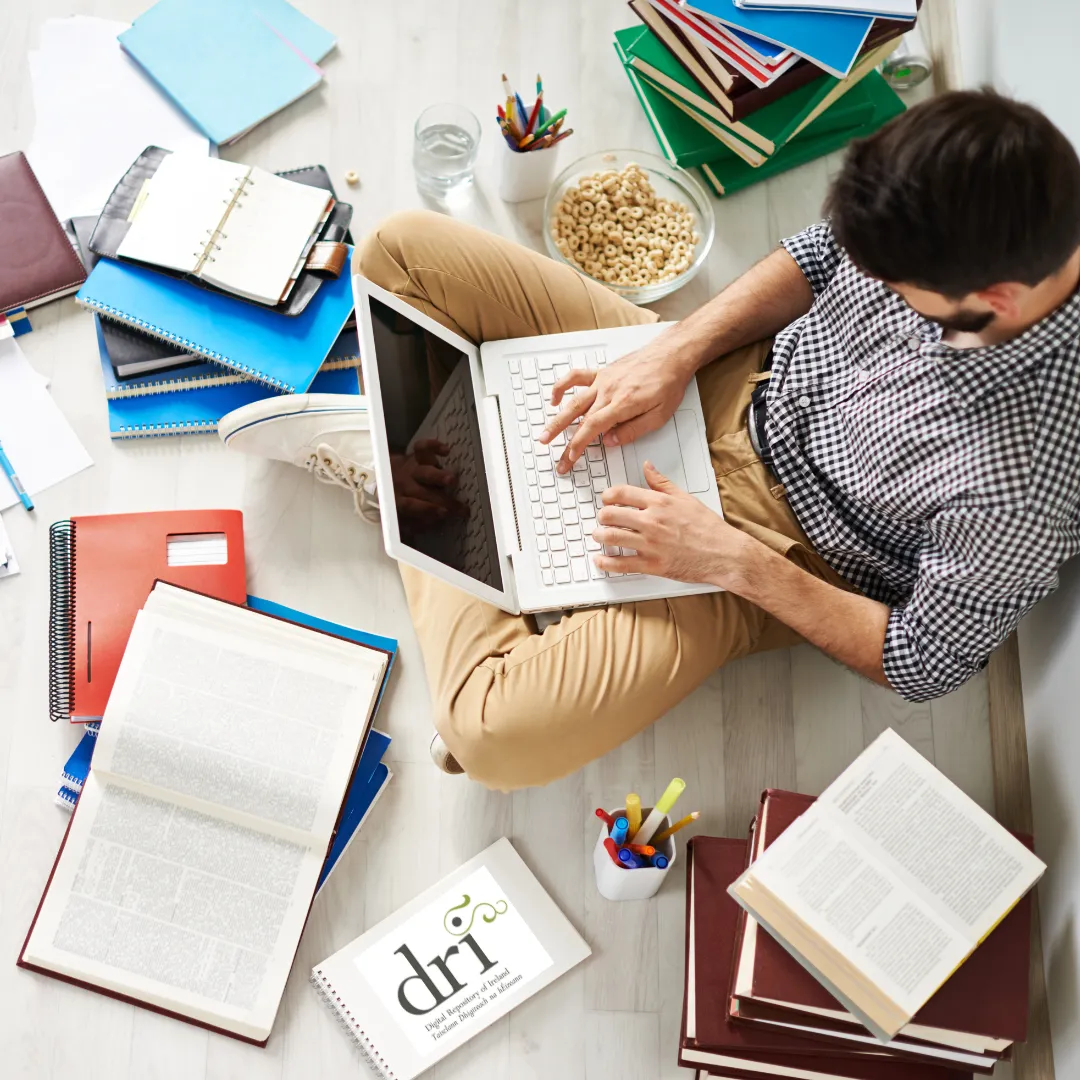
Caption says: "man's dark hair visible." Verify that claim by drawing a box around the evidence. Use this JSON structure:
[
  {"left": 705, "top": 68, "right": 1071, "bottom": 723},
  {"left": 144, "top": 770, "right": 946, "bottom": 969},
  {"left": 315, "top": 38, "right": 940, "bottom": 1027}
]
[{"left": 824, "top": 89, "right": 1080, "bottom": 297}]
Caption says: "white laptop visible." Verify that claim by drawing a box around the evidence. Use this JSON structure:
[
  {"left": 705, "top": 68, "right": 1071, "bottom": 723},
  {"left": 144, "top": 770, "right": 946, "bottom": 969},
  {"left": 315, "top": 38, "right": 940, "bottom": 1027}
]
[{"left": 354, "top": 275, "right": 723, "bottom": 614}]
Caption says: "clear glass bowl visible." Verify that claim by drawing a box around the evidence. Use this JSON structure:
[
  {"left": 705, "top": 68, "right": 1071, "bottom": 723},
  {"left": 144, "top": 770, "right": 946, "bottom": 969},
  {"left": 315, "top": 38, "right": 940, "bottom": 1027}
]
[{"left": 543, "top": 149, "right": 715, "bottom": 305}]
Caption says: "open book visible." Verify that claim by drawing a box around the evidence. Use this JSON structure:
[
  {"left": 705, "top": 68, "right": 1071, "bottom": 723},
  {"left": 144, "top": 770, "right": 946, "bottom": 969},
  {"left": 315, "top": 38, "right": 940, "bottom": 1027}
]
[
  {"left": 114, "top": 154, "right": 332, "bottom": 306},
  {"left": 20, "top": 582, "right": 388, "bottom": 1044},
  {"left": 729, "top": 728, "right": 1045, "bottom": 1042}
]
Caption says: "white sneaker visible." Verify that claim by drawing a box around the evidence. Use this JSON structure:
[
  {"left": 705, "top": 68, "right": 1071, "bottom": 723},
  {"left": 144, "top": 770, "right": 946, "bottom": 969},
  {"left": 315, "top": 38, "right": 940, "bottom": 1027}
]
[{"left": 219, "top": 393, "right": 380, "bottom": 522}]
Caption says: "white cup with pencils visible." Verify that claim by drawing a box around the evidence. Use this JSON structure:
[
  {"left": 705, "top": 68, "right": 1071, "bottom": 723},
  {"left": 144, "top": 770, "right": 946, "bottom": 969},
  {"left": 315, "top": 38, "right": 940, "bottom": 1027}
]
[
  {"left": 592, "top": 780, "right": 698, "bottom": 901},
  {"left": 497, "top": 73, "right": 572, "bottom": 203}
]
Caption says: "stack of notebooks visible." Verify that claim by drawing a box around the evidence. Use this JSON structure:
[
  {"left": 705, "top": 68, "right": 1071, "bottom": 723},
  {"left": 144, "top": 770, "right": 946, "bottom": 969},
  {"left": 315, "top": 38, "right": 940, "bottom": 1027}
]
[
  {"left": 69, "top": 152, "right": 361, "bottom": 439},
  {"left": 614, "top": 0, "right": 918, "bottom": 196},
  {"left": 679, "top": 729, "right": 1046, "bottom": 1079}
]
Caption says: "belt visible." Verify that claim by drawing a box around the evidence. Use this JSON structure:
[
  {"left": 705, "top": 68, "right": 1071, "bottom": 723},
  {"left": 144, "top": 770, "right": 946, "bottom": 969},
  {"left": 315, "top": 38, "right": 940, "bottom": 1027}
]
[{"left": 747, "top": 360, "right": 773, "bottom": 466}]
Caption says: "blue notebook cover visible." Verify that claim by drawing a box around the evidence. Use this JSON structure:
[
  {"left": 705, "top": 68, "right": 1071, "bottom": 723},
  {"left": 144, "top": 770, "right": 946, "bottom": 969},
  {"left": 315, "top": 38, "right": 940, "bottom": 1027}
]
[
  {"left": 118, "top": 0, "right": 332, "bottom": 145},
  {"left": 78, "top": 253, "right": 355, "bottom": 393},
  {"left": 98, "top": 321, "right": 361, "bottom": 399},
  {"left": 106, "top": 364, "right": 361, "bottom": 438},
  {"left": 317, "top": 742, "right": 392, "bottom": 891},
  {"left": 689, "top": 0, "right": 873, "bottom": 77}
]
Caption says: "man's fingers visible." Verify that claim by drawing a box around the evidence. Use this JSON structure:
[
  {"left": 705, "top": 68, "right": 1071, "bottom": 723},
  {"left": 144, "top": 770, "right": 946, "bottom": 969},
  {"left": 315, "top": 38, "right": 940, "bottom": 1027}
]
[
  {"left": 591, "top": 525, "right": 644, "bottom": 549},
  {"left": 643, "top": 460, "right": 679, "bottom": 491},
  {"left": 603, "top": 405, "right": 667, "bottom": 449},
  {"left": 557, "top": 405, "right": 619, "bottom": 473},
  {"left": 601, "top": 485, "right": 662, "bottom": 510},
  {"left": 592, "top": 553, "right": 650, "bottom": 575},
  {"left": 540, "top": 387, "right": 595, "bottom": 444},
  {"left": 551, "top": 368, "right": 595, "bottom": 406},
  {"left": 596, "top": 505, "right": 648, "bottom": 531}
]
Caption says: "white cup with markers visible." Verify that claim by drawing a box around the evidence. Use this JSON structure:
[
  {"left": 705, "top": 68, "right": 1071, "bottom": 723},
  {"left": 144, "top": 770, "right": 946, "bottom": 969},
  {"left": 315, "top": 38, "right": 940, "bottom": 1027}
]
[{"left": 592, "top": 779, "right": 698, "bottom": 901}]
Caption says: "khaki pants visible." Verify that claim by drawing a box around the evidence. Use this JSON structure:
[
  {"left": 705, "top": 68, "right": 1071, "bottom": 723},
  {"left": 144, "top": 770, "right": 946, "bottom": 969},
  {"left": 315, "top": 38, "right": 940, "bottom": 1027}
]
[{"left": 357, "top": 211, "right": 845, "bottom": 791}]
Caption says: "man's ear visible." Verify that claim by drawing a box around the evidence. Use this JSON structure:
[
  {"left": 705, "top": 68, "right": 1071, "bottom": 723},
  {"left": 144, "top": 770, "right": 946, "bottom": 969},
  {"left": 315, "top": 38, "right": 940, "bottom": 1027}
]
[{"left": 973, "top": 282, "right": 1027, "bottom": 320}]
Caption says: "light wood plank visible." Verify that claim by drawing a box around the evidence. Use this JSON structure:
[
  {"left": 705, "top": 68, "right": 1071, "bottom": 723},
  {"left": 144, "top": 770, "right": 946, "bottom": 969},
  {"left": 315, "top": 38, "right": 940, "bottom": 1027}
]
[
  {"left": 585, "top": 1011, "right": 662, "bottom": 1080},
  {"left": 930, "top": 668, "right": 995, "bottom": 814},
  {"left": 722, "top": 650, "right": 796, "bottom": 838}
]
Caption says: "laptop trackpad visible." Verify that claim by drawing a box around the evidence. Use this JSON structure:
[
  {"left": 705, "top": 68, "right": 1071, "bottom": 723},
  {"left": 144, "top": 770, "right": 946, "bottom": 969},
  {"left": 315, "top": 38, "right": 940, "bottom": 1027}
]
[
  {"left": 675, "top": 411, "right": 712, "bottom": 493},
  {"left": 631, "top": 424, "right": 687, "bottom": 491}
]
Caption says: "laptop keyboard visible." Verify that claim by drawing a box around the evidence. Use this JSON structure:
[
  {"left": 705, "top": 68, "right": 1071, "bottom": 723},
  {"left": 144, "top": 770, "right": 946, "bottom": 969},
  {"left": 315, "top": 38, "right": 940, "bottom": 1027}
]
[{"left": 508, "top": 348, "right": 640, "bottom": 587}]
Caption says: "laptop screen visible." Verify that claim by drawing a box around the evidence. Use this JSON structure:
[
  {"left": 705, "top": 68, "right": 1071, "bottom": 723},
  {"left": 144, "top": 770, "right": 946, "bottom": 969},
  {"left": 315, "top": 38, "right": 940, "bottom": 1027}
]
[{"left": 367, "top": 296, "right": 504, "bottom": 592}]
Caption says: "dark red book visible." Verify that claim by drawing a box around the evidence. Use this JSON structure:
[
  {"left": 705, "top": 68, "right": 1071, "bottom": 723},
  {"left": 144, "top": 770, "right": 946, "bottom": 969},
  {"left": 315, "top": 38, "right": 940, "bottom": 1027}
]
[
  {"left": 731, "top": 791, "right": 1030, "bottom": 1059},
  {"left": 679, "top": 836, "right": 971, "bottom": 1080}
]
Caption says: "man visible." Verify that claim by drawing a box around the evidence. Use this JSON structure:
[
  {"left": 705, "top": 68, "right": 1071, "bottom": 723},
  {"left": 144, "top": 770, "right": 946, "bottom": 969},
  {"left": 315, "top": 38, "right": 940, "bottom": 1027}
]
[{"left": 222, "top": 91, "right": 1080, "bottom": 790}]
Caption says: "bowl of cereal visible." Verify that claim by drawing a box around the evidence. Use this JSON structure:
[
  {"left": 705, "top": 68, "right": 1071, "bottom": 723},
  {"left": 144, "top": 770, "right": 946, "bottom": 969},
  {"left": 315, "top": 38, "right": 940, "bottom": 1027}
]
[{"left": 544, "top": 149, "right": 715, "bottom": 304}]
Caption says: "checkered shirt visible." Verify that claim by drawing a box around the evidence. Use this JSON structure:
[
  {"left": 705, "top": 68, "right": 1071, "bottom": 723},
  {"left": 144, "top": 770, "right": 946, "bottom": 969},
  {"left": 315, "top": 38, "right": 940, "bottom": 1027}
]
[{"left": 769, "top": 222, "right": 1080, "bottom": 701}]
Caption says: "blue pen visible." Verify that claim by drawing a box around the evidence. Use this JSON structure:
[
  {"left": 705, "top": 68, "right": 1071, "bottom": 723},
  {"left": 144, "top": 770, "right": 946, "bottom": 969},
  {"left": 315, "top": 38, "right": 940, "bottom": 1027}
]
[
  {"left": 618, "top": 848, "right": 644, "bottom": 869},
  {"left": 610, "top": 815, "right": 629, "bottom": 845},
  {"left": 0, "top": 439, "right": 32, "bottom": 511},
  {"left": 652, "top": 854, "right": 669, "bottom": 870},
  {"left": 514, "top": 92, "right": 529, "bottom": 133}
]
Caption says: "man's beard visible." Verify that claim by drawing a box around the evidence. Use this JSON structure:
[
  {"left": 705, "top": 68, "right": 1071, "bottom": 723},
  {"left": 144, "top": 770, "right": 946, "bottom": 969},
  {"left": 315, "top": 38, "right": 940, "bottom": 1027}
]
[{"left": 932, "top": 307, "right": 995, "bottom": 334}]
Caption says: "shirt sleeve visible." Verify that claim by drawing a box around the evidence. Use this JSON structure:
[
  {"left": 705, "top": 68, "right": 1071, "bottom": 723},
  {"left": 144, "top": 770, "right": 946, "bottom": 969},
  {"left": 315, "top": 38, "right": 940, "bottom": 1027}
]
[
  {"left": 780, "top": 220, "right": 845, "bottom": 297},
  {"left": 882, "top": 506, "right": 1069, "bottom": 701}
]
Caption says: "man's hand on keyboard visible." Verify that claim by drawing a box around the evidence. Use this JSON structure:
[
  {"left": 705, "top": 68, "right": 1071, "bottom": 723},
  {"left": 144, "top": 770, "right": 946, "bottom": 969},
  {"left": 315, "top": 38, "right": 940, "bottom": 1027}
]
[
  {"left": 541, "top": 340, "right": 694, "bottom": 475},
  {"left": 390, "top": 439, "right": 468, "bottom": 524},
  {"left": 592, "top": 462, "right": 753, "bottom": 586}
]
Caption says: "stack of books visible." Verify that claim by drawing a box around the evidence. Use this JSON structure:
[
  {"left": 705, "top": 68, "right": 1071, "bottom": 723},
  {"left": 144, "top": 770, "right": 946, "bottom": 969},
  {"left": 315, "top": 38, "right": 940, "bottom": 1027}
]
[
  {"left": 69, "top": 154, "right": 361, "bottom": 439},
  {"left": 680, "top": 729, "right": 1045, "bottom": 1079},
  {"left": 614, "top": 0, "right": 919, "bottom": 196}
]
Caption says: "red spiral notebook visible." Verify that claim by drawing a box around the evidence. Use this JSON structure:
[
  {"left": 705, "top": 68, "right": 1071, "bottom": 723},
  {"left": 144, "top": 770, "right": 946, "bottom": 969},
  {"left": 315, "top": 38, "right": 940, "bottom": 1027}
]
[{"left": 48, "top": 510, "right": 247, "bottom": 722}]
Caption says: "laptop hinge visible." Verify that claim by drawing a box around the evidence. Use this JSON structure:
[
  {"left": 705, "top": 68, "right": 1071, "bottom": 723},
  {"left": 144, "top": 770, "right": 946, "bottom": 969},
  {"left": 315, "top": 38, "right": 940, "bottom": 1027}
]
[{"left": 492, "top": 396, "right": 523, "bottom": 554}]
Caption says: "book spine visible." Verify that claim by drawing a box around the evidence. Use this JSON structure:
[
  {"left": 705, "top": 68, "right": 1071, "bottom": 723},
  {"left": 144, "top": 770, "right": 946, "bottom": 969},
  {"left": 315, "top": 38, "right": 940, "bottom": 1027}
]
[
  {"left": 48, "top": 520, "right": 76, "bottom": 723},
  {"left": 309, "top": 969, "right": 396, "bottom": 1079},
  {"left": 75, "top": 298, "right": 293, "bottom": 393},
  {"left": 107, "top": 371, "right": 248, "bottom": 399}
]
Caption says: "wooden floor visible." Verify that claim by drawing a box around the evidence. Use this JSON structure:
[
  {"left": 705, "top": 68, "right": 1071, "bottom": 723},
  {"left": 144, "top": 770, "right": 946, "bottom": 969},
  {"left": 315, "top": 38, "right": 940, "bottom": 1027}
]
[{"left": 0, "top": 2, "right": 1028, "bottom": 1078}]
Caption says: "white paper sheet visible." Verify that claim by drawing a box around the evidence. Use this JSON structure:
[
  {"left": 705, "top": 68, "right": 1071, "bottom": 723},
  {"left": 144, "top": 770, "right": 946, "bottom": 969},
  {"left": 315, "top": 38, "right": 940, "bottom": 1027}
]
[
  {"left": 0, "top": 338, "right": 93, "bottom": 510},
  {"left": 25, "top": 16, "right": 211, "bottom": 221},
  {"left": 0, "top": 514, "right": 19, "bottom": 578}
]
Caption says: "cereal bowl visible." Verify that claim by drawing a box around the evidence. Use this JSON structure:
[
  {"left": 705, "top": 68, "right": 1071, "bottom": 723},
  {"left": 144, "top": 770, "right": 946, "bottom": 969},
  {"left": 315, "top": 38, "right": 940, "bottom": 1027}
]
[{"left": 544, "top": 149, "right": 715, "bottom": 305}]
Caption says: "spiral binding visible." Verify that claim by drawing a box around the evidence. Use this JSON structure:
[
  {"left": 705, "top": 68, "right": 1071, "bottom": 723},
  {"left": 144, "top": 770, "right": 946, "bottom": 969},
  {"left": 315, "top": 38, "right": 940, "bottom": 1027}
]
[
  {"left": 309, "top": 968, "right": 397, "bottom": 1079},
  {"left": 112, "top": 420, "right": 219, "bottom": 439},
  {"left": 192, "top": 174, "right": 254, "bottom": 273},
  {"left": 75, "top": 297, "right": 292, "bottom": 393},
  {"left": 48, "top": 520, "right": 77, "bottom": 722}
]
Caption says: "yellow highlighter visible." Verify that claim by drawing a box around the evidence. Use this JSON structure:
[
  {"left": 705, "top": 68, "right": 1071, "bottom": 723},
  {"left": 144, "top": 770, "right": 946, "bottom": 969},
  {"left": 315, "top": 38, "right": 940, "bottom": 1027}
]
[
  {"left": 632, "top": 778, "right": 686, "bottom": 845},
  {"left": 625, "top": 793, "right": 642, "bottom": 837}
]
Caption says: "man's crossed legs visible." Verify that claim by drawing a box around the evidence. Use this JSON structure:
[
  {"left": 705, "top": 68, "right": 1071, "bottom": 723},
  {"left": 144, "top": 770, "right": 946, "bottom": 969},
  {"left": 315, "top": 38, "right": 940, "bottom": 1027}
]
[{"left": 348, "top": 211, "right": 845, "bottom": 791}]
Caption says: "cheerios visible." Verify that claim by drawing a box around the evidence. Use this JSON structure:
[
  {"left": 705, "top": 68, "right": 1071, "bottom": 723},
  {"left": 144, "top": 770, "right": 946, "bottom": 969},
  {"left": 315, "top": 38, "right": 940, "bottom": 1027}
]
[{"left": 551, "top": 163, "right": 698, "bottom": 291}]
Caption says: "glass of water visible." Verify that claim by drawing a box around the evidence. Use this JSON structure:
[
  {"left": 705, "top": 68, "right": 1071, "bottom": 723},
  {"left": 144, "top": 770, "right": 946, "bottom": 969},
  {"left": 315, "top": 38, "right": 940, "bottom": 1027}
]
[{"left": 413, "top": 103, "right": 481, "bottom": 196}]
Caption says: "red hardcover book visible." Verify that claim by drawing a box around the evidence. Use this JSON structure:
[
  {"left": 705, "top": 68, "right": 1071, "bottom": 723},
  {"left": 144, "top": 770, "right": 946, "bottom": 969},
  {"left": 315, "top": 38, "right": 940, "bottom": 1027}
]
[
  {"left": 731, "top": 791, "right": 1030, "bottom": 1058},
  {"left": 48, "top": 510, "right": 247, "bottom": 721},
  {"left": 679, "top": 836, "right": 971, "bottom": 1080}
]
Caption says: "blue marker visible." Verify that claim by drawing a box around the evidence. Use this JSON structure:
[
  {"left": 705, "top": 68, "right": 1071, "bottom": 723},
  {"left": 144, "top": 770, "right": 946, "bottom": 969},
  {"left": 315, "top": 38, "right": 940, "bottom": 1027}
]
[
  {"left": 651, "top": 854, "right": 669, "bottom": 870},
  {"left": 617, "top": 848, "right": 644, "bottom": 868},
  {"left": 0, "top": 439, "right": 32, "bottom": 511},
  {"left": 610, "top": 816, "right": 629, "bottom": 845}
]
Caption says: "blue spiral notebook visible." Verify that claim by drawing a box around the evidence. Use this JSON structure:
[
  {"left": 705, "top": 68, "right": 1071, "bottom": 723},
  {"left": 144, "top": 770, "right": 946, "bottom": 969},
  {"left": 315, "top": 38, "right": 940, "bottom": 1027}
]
[
  {"left": 106, "top": 363, "right": 361, "bottom": 438},
  {"left": 99, "top": 322, "right": 361, "bottom": 399},
  {"left": 687, "top": 0, "right": 873, "bottom": 77},
  {"left": 118, "top": 0, "right": 336, "bottom": 145},
  {"left": 77, "top": 253, "right": 354, "bottom": 393}
]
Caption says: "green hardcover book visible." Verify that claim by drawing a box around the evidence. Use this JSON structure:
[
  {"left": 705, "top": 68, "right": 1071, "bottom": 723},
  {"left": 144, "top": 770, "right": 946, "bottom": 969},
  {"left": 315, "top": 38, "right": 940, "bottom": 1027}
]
[
  {"left": 619, "top": 44, "right": 902, "bottom": 172},
  {"left": 697, "top": 83, "right": 906, "bottom": 198},
  {"left": 615, "top": 24, "right": 895, "bottom": 159}
]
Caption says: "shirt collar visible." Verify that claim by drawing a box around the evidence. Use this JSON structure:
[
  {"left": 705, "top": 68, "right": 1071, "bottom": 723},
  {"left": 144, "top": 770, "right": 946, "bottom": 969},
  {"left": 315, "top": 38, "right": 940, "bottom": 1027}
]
[{"left": 922, "top": 286, "right": 1080, "bottom": 403}]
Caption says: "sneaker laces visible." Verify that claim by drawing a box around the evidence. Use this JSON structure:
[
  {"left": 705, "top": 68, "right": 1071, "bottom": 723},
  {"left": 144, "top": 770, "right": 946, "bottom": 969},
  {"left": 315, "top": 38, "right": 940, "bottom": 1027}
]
[{"left": 304, "top": 443, "right": 380, "bottom": 523}]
